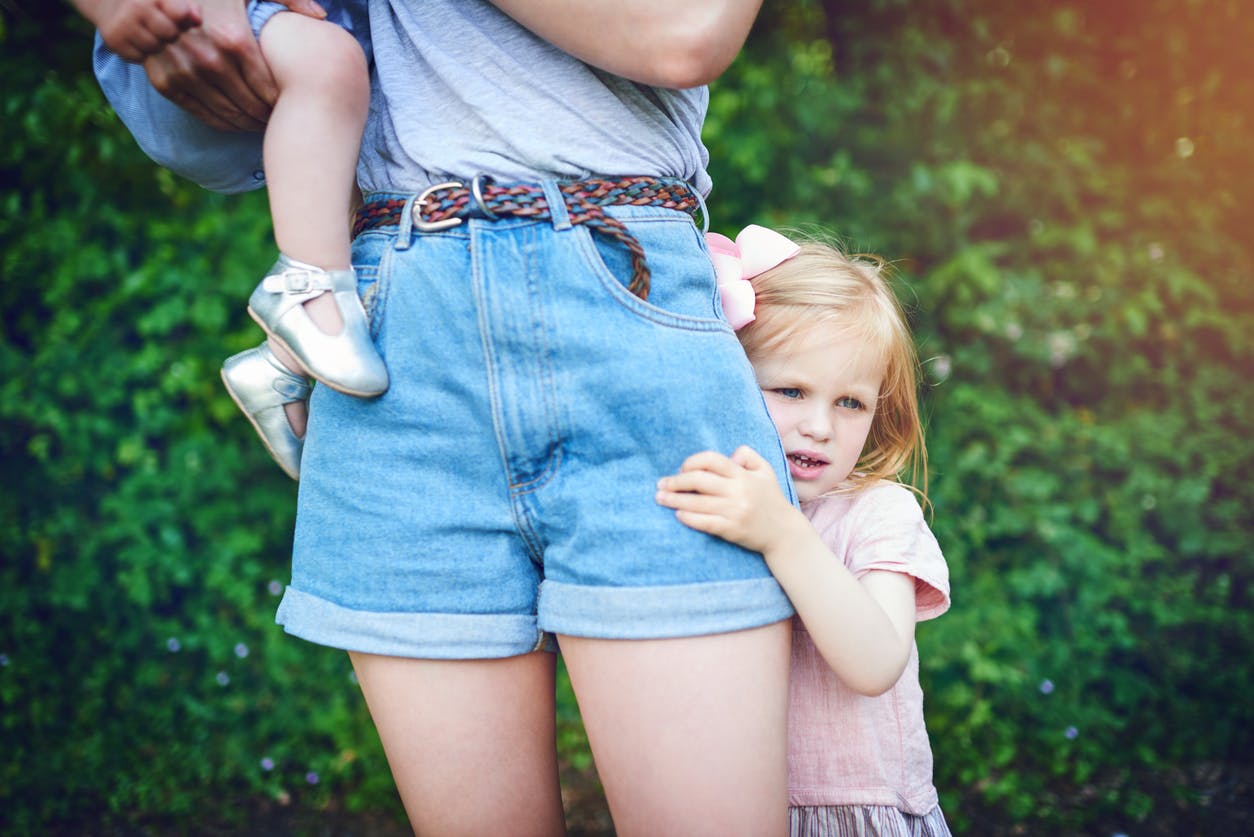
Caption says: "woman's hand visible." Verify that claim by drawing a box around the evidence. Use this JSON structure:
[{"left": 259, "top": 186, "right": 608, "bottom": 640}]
[
  {"left": 656, "top": 445, "right": 810, "bottom": 555},
  {"left": 76, "top": 0, "right": 202, "bottom": 61},
  {"left": 77, "top": 0, "right": 328, "bottom": 131}
]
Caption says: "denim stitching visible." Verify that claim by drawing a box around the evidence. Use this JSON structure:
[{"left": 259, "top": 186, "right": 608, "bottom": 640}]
[
  {"left": 470, "top": 224, "right": 548, "bottom": 563},
  {"left": 570, "top": 217, "right": 731, "bottom": 332}
]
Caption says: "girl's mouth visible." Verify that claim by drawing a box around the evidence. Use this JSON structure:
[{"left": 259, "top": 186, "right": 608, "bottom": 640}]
[{"left": 786, "top": 451, "right": 829, "bottom": 480}]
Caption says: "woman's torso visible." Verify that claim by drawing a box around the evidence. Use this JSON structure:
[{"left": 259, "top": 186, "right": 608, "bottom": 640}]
[{"left": 358, "top": 0, "right": 711, "bottom": 194}]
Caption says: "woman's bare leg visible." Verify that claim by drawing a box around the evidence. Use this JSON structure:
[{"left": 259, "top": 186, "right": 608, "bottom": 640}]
[
  {"left": 349, "top": 651, "right": 567, "bottom": 836},
  {"left": 559, "top": 621, "right": 791, "bottom": 837}
]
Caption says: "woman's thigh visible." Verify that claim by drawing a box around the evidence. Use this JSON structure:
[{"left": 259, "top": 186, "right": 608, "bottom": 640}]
[
  {"left": 349, "top": 651, "right": 565, "bottom": 836},
  {"left": 559, "top": 620, "right": 791, "bottom": 837}
]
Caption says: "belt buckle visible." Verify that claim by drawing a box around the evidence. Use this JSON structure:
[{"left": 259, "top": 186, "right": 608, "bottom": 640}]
[{"left": 413, "top": 181, "right": 464, "bottom": 231}]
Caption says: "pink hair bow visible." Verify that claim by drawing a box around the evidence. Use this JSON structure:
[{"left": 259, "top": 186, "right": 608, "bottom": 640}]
[{"left": 705, "top": 225, "right": 801, "bottom": 330}]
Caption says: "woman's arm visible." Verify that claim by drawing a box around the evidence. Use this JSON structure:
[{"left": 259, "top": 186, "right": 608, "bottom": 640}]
[
  {"left": 656, "top": 446, "right": 918, "bottom": 696},
  {"left": 487, "top": 0, "right": 764, "bottom": 88}
]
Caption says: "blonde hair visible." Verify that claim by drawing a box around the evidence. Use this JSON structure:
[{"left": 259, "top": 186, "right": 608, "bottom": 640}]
[{"left": 736, "top": 236, "right": 928, "bottom": 501}]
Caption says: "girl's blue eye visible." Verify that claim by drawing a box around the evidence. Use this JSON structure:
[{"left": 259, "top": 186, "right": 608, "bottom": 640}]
[
  {"left": 836, "top": 396, "right": 864, "bottom": 410},
  {"left": 774, "top": 388, "right": 802, "bottom": 399}
]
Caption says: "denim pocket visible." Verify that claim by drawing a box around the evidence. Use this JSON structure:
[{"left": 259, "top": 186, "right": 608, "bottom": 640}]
[{"left": 572, "top": 211, "right": 730, "bottom": 332}]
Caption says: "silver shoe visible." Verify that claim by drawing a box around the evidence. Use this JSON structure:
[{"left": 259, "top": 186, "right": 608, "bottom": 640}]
[
  {"left": 221, "top": 341, "right": 312, "bottom": 481},
  {"left": 247, "top": 254, "right": 389, "bottom": 397}
]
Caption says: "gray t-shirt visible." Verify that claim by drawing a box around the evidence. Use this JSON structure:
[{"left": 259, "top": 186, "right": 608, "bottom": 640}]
[{"left": 359, "top": 0, "right": 712, "bottom": 195}]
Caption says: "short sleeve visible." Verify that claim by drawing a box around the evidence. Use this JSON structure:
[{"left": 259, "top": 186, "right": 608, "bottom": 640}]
[{"left": 805, "top": 484, "right": 950, "bottom": 622}]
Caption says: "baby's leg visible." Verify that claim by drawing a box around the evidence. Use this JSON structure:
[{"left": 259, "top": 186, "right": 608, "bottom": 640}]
[
  {"left": 258, "top": 11, "right": 367, "bottom": 273},
  {"left": 256, "top": 12, "right": 371, "bottom": 425}
]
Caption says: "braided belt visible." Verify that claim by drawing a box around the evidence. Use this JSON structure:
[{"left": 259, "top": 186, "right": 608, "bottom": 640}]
[{"left": 352, "top": 175, "right": 701, "bottom": 300}]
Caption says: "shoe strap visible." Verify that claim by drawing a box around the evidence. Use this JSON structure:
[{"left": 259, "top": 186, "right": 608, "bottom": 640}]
[
  {"left": 271, "top": 373, "right": 313, "bottom": 402},
  {"left": 261, "top": 265, "right": 338, "bottom": 295},
  {"left": 257, "top": 341, "right": 315, "bottom": 401}
]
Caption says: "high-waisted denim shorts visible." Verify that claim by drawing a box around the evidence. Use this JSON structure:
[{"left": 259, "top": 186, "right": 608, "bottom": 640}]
[{"left": 275, "top": 184, "right": 796, "bottom": 658}]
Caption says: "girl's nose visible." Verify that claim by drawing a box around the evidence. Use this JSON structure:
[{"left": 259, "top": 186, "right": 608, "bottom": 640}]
[{"left": 798, "top": 407, "right": 832, "bottom": 441}]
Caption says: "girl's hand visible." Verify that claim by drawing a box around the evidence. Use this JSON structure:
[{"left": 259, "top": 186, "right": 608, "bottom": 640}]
[
  {"left": 656, "top": 445, "right": 810, "bottom": 555},
  {"left": 660, "top": 448, "right": 921, "bottom": 693}
]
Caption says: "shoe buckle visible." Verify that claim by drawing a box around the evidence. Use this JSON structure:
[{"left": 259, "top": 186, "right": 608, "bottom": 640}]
[
  {"left": 262, "top": 268, "right": 318, "bottom": 295},
  {"left": 413, "top": 181, "right": 464, "bottom": 232},
  {"left": 283, "top": 269, "right": 314, "bottom": 293}
]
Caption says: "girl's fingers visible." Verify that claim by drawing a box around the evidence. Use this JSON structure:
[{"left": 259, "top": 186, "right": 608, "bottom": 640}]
[
  {"left": 678, "top": 450, "right": 738, "bottom": 476},
  {"left": 731, "top": 445, "right": 771, "bottom": 471},
  {"left": 656, "top": 468, "right": 733, "bottom": 497},
  {"left": 654, "top": 487, "right": 730, "bottom": 516}
]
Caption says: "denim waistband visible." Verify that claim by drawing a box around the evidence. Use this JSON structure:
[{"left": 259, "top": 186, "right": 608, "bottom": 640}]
[{"left": 353, "top": 175, "right": 705, "bottom": 300}]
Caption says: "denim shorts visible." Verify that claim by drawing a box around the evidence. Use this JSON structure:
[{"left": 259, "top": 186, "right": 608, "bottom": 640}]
[{"left": 275, "top": 184, "right": 796, "bottom": 658}]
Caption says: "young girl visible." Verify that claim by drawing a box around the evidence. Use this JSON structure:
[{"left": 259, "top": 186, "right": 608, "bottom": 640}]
[
  {"left": 657, "top": 225, "right": 953, "bottom": 836},
  {"left": 82, "top": 0, "right": 386, "bottom": 479}
]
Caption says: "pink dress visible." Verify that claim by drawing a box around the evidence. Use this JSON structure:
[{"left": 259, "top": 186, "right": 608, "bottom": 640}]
[{"left": 788, "top": 482, "right": 952, "bottom": 836}]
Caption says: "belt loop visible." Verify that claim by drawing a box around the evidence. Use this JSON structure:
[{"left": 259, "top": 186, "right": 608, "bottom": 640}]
[
  {"left": 393, "top": 193, "right": 417, "bottom": 251},
  {"left": 471, "top": 174, "right": 499, "bottom": 220},
  {"left": 692, "top": 186, "right": 711, "bottom": 234},
  {"left": 540, "top": 180, "right": 572, "bottom": 232}
]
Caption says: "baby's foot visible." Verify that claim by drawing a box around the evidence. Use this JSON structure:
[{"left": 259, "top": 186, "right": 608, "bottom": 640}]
[
  {"left": 303, "top": 290, "right": 344, "bottom": 337},
  {"left": 247, "top": 254, "right": 388, "bottom": 397},
  {"left": 221, "top": 342, "right": 312, "bottom": 480},
  {"left": 263, "top": 340, "right": 311, "bottom": 438}
]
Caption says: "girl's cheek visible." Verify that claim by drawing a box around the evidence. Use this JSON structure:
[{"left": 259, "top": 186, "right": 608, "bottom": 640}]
[{"left": 763, "top": 402, "right": 790, "bottom": 434}]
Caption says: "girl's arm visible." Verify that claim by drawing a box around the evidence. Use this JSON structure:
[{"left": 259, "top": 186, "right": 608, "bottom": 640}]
[
  {"left": 656, "top": 447, "right": 918, "bottom": 696},
  {"left": 486, "top": 0, "right": 764, "bottom": 88}
]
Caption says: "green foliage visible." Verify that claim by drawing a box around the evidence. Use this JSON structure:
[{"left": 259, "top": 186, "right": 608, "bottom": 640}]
[
  {"left": 708, "top": 0, "right": 1254, "bottom": 831},
  {"left": 0, "top": 8, "right": 402, "bottom": 832},
  {"left": 3, "top": 1, "right": 1252, "bottom": 834}
]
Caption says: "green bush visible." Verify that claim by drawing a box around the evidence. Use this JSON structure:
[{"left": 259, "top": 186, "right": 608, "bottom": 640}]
[
  {"left": 705, "top": 1, "right": 1254, "bottom": 831},
  {"left": 0, "top": 10, "right": 400, "bottom": 832},
  {"left": 3, "top": 1, "right": 1251, "bottom": 834}
]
